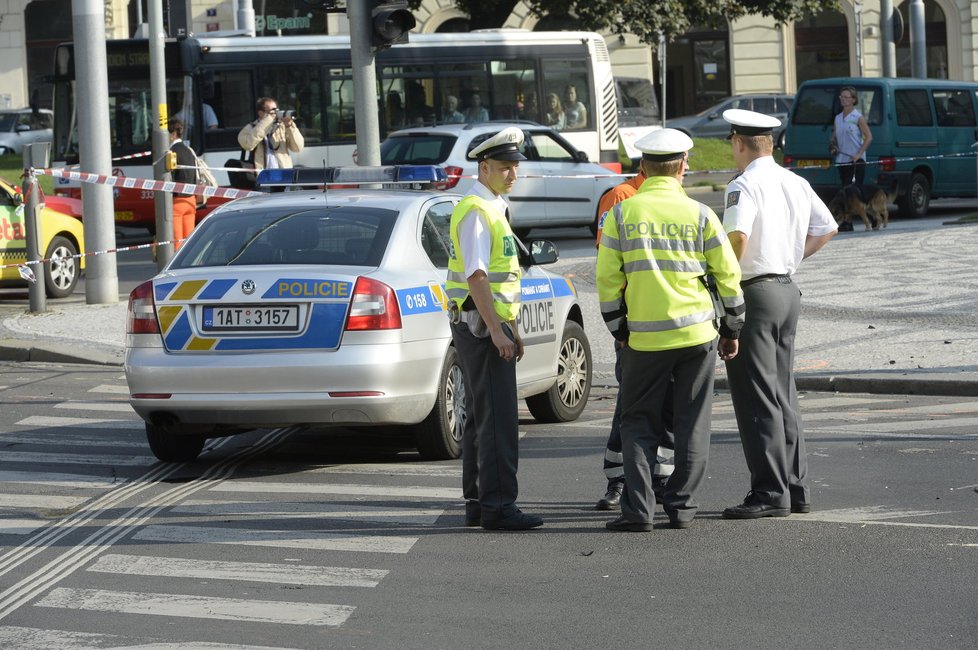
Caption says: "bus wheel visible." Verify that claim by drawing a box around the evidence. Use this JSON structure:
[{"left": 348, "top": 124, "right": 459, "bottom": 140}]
[{"left": 898, "top": 172, "right": 930, "bottom": 218}]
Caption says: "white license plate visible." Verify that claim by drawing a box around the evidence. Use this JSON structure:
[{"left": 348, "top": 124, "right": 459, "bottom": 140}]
[{"left": 202, "top": 305, "right": 300, "bottom": 332}]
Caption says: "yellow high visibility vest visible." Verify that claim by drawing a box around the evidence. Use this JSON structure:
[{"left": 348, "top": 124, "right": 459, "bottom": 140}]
[{"left": 446, "top": 195, "right": 521, "bottom": 322}]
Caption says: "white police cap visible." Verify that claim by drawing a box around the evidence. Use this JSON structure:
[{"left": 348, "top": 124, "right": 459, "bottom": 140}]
[
  {"left": 469, "top": 127, "right": 527, "bottom": 161},
  {"left": 634, "top": 128, "right": 694, "bottom": 162},
  {"left": 723, "top": 108, "right": 781, "bottom": 138}
]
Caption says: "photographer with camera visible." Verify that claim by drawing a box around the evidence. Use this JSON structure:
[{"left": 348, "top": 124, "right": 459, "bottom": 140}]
[{"left": 237, "top": 96, "right": 304, "bottom": 171}]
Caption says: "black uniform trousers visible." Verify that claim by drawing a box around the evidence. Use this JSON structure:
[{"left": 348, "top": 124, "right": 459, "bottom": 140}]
[
  {"left": 618, "top": 339, "right": 717, "bottom": 524},
  {"left": 451, "top": 321, "right": 520, "bottom": 519},
  {"left": 725, "top": 277, "right": 808, "bottom": 508}
]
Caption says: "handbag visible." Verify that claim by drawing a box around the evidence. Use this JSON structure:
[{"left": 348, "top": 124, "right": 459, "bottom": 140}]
[
  {"left": 192, "top": 151, "right": 219, "bottom": 208},
  {"left": 225, "top": 148, "right": 256, "bottom": 189}
]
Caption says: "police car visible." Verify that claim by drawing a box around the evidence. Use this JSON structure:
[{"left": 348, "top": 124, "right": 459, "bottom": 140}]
[{"left": 125, "top": 166, "right": 592, "bottom": 463}]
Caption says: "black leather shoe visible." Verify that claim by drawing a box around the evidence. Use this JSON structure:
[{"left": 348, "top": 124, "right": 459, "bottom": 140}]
[
  {"left": 667, "top": 518, "right": 691, "bottom": 529},
  {"left": 596, "top": 480, "right": 624, "bottom": 511},
  {"left": 605, "top": 515, "right": 653, "bottom": 532},
  {"left": 464, "top": 501, "right": 481, "bottom": 527},
  {"left": 481, "top": 511, "right": 543, "bottom": 531},
  {"left": 723, "top": 499, "right": 790, "bottom": 520},
  {"left": 791, "top": 503, "right": 812, "bottom": 514}
]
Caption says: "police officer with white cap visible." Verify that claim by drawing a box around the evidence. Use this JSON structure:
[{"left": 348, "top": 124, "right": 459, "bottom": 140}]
[
  {"left": 445, "top": 127, "right": 543, "bottom": 531},
  {"left": 596, "top": 128, "right": 744, "bottom": 531},
  {"left": 720, "top": 109, "right": 838, "bottom": 519}
]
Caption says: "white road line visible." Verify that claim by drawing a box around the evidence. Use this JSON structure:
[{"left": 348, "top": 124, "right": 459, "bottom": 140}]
[
  {"left": 0, "top": 494, "right": 89, "bottom": 510},
  {"left": 0, "top": 470, "right": 123, "bottom": 488},
  {"left": 252, "top": 463, "right": 462, "bottom": 478},
  {"left": 795, "top": 395, "right": 892, "bottom": 408},
  {"left": 89, "top": 384, "right": 130, "bottom": 395},
  {"left": 792, "top": 506, "right": 978, "bottom": 531},
  {"left": 15, "top": 415, "right": 139, "bottom": 430},
  {"left": 133, "top": 524, "right": 419, "bottom": 554},
  {"left": 0, "top": 520, "right": 48, "bottom": 536},
  {"left": 0, "top": 626, "right": 296, "bottom": 650},
  {"left": 0, "top": 451, "right": 155, "bottom": 467},
  {"left": 89, "top": 553, "right": 388, "bottom": 588},
  {"left": 847, "top": 400, "right": 978, "bottom": 416},
  {"left": 822, "top": 416, "right": 978, "bottom": 433},
  {"left": 173, "top": 499, "right": 445, "bottom": 525},
  {"left": 54, "top": 401, "right": 135, "bottom": 413},
  {"left": 0, "top": 431, "right": 144, "bottom": 447},
  {"left": 35, "top": 587, "right": 355, "bottom": 627},
  {"left": 210, "top": 481, "right": 462, "bottom": 500}
]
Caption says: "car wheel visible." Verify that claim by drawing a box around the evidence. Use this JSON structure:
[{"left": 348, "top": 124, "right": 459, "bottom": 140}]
[
  {"left": 525, "top": 320, "right": 592, "bottom": 422},
  {"left": 44, "top": 235, "right": 79, "bottom": 299},
  {"left": 897, "top": 172, "right": 930, "bottom": 218},
  {"left": 414, "top": 346, "right": 465, "bottom": 460},
  {"left": 145, "top": 423, "right": 206, "bottom": 463}
]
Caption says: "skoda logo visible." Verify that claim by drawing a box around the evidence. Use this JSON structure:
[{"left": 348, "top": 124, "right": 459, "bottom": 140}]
[{"left": 241, "top": 280, "right": 256, "bottom": 295}]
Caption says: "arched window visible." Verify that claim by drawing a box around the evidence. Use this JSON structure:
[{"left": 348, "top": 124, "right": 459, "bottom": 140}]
[
  {"left": 896, "top": 1, "right": 948, "bottom": 78},
  {"left": 794, "top": 10, "right": 849, "bottom": 85},
  {"left": 435, "top": 18, "right": 469, "bottom": 33}
]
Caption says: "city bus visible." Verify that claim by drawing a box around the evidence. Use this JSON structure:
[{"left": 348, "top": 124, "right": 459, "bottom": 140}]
[{"left": 50, "top": 30, "right": 641, "bottom": 229}]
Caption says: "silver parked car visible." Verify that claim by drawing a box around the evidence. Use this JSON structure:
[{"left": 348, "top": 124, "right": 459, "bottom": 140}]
[
  {"left": 380, "top": 122, "right": 621, "bottom": 235},
  {"left": 0, "top": 108, "right": 53, "bottom": 155},
  {"left": 125, "top": 169, "right": 593, "bottom": 463},
  {"left": 666, "top": 94, "right": 794, "bottom": 148}
]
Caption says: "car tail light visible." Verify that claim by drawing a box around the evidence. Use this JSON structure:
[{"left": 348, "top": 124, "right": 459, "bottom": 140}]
[
  {"left": 879, "top": 156, "right": 896, "bottom": 172},
  {"left": 782, "top": 155, "right": 794, "bottom": 167},
  {"left": 435, "top": 166, "right": 463, "bottom": 190},
  {"left": 345, "top": 276, "right": 402, "bottom": 331},
  {"left": 127, "top": 280, "right": 160, "bottom": 334}
]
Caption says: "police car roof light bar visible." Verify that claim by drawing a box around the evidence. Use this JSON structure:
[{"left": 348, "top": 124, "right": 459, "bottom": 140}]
[{"left": 255, "top": 165, "right": 446, "bottom": 191}]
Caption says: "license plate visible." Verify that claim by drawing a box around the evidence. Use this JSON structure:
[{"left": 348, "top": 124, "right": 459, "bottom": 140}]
[
  {"left": 202, "top": 305, "right": 300, "bottom": 332},
  {"left": 802, "top": 159, "right": 830, "bottom": 169},
  {"left": 114, "top": 211, "right": 135, "bottom": 221}
]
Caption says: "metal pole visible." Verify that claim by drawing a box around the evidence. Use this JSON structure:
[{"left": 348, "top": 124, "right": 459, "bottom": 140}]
[
  {"left": 149, "top": 0, "right": 174, "bottom": 269},
  {"left": 854, "top": 1, "right": 864, "bottom": 76},
  {"left": 880, "top": 0, "right": 896, "bottom": 77},
  {"left": 348, "top": 0, "right": 381, "bottom": 167},
  {"left": 23, "top": 143, "right": 47, "bottom": 313},
  {"left": 72, "top": 0, "right": 119, "bottom": 304},
  {"left": 237, "top": 0, "right": 256, "bottom": 37},
  {"left": 658, "top": 33, "right": 667, "bottom": 128},
  {"left": 909, "top": 0, "right": 927, "bottom": 78}
]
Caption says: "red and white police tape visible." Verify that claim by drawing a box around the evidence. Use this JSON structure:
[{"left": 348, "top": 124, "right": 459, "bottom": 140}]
[{"left": 36, "top": 166, "right": 264, "bottom": 201}]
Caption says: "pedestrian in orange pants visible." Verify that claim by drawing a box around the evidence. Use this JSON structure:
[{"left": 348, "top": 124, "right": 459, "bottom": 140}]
[{"left": 167, "top": 119, "right": 198, "bottom": 249}]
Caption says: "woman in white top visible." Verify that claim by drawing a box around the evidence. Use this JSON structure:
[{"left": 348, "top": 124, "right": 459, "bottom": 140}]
[{"left": 830, "top": 86, "right": 873, "bottom": 185}]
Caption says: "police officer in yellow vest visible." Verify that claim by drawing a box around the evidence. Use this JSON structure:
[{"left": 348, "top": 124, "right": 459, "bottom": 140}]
[
  {"left": 446, "top": 126, "right": 543, "bottom": 531},
  {"left": 596, "top": 128, "right": 745, "bottom": 531}
]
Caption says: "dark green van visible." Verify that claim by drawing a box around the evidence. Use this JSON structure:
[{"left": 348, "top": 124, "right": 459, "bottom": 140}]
[{"left": 783, "top": 77, "right": 978, "bottom": 217}]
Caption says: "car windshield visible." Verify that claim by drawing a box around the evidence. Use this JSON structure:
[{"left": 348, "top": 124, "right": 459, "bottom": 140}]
[
  {"left": 381, "top": 134, "right": 457, "bottom": 164},
  {"left": 793, "top": 86, "right": 882, "bottom": 126},
  {"left": 170, "top": 206, "right": 400, "bottom": 269}
]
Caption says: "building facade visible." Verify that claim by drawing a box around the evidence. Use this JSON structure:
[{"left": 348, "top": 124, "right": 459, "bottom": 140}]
[{"left": 1, "top": 0, "right": 976, "bottom": 117}]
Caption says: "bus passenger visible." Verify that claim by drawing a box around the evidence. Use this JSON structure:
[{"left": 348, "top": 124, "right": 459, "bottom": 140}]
[
  {"left": 443, "top": 95, "right": 465, "bottom": 123},
  {"left": 464, "top": 93, "right": 490, "bottom": 123},
  {"left": 564, "top": 84, "right": 587, "bottom": 129},
  {"left": 545, "top": 93, "right": 565, "bottom": 130},
  {"left": 237, "top": 97, "right": 304, "bottom": 170}
]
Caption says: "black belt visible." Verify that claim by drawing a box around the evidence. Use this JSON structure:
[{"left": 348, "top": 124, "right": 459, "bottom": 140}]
[
  {"left": 461, "top": 297, "right": 477, "bottom": 312},
  {"left": 741, "top": 273, "right": 791, "bottom": 288}
]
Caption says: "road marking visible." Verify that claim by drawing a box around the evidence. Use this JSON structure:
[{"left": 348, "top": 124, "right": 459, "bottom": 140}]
[
  {"left": 0, "top": 494, "right": 89, "bottom": 510},
  {"left": 174, "top": 499, "right": 445, "bottom": 525},
  {"left": 268, "top": 463, "right": 463, "bottom": 478},
  {"left": 793, "top": 506, "right": 978, "bottom": 531},
  {"left": 35, "top": 587, "right": 355, "bottom": 627},
  {"left": 132, "top": 524, "right": 419, "bottom": 554},
  {"left": 0, "top": 470, "right": 123, "bottom": 488},
  {"left": 0, "top": 626, "right": 296, "bottom": 650},
  {"left": 54, "top": 401, "right": 135, "bottom": 413},
  {"left": 88, "top": 554, "right": 388, "bottom": 588},
  {"left": 0, "top": 520, "right": 48, "bottom": 536},
  {"left": 210, "top": 481, "right": 462, "bottom": 500},
  {"left": 820, "top": 417, "right": 978, "bottom": 434},
  {"left": 15, "top": 415, "right": 140, "bottom": 429},
  {"left": 89, "top": 384, "right": 130, "bottom": 394},
  {"left": 0, "top": 430, "right": 145, "bottom": 447},
  {"left": 0, "top": 451, "right": 155, "bottom": 467}
]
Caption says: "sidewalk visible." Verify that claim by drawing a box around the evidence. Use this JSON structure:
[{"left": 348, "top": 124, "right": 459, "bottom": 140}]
[{"left": 2, "top": 216, "right": 977, "bottom": 397}]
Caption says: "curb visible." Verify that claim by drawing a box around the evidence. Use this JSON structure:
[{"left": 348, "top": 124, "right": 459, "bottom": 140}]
[{"left": 0, "top": 340, "right": 123, "bottom": 367}]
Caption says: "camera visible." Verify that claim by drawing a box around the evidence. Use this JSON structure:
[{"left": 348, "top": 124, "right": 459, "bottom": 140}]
[{"left": 277, "top": 109, "right": 294, "bottom": 122}]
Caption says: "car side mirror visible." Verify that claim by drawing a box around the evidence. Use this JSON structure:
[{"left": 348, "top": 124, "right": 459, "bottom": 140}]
[
  {"left": 573, "top": 150, "right": 589, "bottom": 163},
  {"left": 526, "top": 239, "right": 559, "bottom": 266},
  {"left": 708, "top": 112, "right": 719, "bottom": 120},
  {"left": 16, "top": 124, "right": 31, "bottom": 132}
]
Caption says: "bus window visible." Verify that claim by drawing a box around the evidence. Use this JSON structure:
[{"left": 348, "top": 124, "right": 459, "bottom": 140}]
[
  {"left": 325, "top": 69, "right": 356, "bottom": 142},
  {"left": 380, "top": 66, "right": 436, "bottom": 131},
  {"left": 203, "top": 70, "right": 253, "bottom": 152},
  {"left": 541, "top": 59, "right": 590, "bottom": 131},
  {"left": 258, "top": 65, "right": 324, "bottom": 145},
  {"left": 438, "top": 63, "right": 491, "bottom": 123},
  {"left": 488, "top": 59, "right": 536, "bottom": 122}
]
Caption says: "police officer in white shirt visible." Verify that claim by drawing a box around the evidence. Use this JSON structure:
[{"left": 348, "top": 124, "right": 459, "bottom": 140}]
[{"left": 720, "top": 109, "right": 838, "bottom": 520}]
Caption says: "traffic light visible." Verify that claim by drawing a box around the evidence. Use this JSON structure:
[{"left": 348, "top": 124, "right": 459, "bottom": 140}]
[{"left": 371, "top": 1, "right": 416, "bottom": 50}]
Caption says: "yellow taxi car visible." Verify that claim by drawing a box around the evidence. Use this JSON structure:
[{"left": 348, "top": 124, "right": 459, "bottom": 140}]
[{"left": 0, "top": 177, "right": 84, "bottom": 298}]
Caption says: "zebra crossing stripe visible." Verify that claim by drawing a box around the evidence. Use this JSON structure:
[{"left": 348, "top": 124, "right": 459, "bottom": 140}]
[
  {"left": 173, "top": 499, "right": 445, "bottom": 525},
  {"left": 35, "top": 587, "right": 355, "bottom": 627},
  {"left": 132, "top": 524, "right": 419, "bottom": 554},
  {"left": 211, "top": 481, "right": 462, "bottom": 500},
  {"left": 88, "top": 384, "right": 130, "bottom": 394},
  {"left": 0, "top": 451, "right": 155, "bottom": 467},
  {"left": 0, "top": 520, "right": 48, "bottom": 536},
  {"left": 88, "top": 554, "right": 388, "bottom": 588},
  {"left": 54, "top": 401, "right": 135, "bottom": 413},
  {"left": 0, "top": 626, "right": 295, "bottom": 650},
  {"left": 13, "top": 415, "right": 140, "bottom": 430},
  {"left": 1, "top": 494, "right": 89, "bottom": 511},
  {"left": 826, "top": 416, "right": 978, "bottom": 434},
  {"left": 0, "top": 470, "right": 123, "bottom": 488},
  {"left": 313, "top": 463, "right": 461, "bottom": 478},
  {"left": 1, "top": 430, "right": 144, "bottom": 447}
]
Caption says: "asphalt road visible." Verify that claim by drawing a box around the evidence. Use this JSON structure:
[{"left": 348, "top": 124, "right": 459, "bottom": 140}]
[{"left": 0, "top": 365, "right": 975, "bottom": 648}]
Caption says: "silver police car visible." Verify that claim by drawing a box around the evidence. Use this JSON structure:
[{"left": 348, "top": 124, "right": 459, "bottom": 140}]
[{"left": 125, "top": 166, "right": 592, "bottom": 462}]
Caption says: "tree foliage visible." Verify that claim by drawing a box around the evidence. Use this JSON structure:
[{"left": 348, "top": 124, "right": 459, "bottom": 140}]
[{"left": 408, "top": 0, "right": 841, "bottom": 42}]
